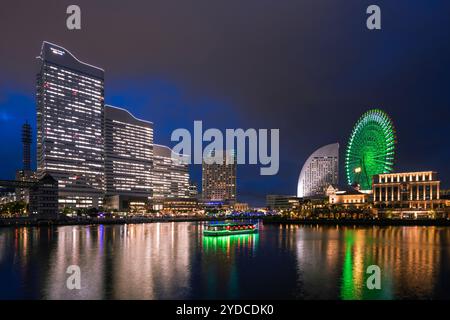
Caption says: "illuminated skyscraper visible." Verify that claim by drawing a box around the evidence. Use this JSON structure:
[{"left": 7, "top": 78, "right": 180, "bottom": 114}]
[
  {"left": 202, "top": 150, "right": 236, "bottom": 202},
  {"left": 152, "top": 144, "right": 189, "bottom": 200},
  {"left": 104, "top": 105, "right": 153, "bottom": 211},
  {"left": 36, "top": 41, "right": 105, "bottom": 208},
  {"left": 297, "top": 143, "right": 339, "bottom": 198}
]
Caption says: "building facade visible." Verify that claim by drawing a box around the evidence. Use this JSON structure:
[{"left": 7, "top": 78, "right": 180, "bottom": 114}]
[
  {"left": 104, "top": 105, "right": 153, "bottom": 211},
  {"left": 15, "top": 170, "right": 36, "bottom": 203},
  {"left": 441, "top": 190, "right": 450, "bottom": 208},
  {"left": 152, "top": 144, "right": 189, "bottom": 201},
  {"left": 1, "top": 175, "right": 58, "bottom": 219},
  {"left": 372, "top": 171, "right": 446, "bottom": 217},
  {"left": 188, "top": 180, "right": 199, "bottom": 198},
  {"left": 22, "top": 123, "right": 32, "bottom": 171},
  {"left": 297, "top": 143, "right": 339, "bottom": 198},
  {"left": 266, "top": 195, "right": 301, "bottom": 211},
  {"left": 29, "top": 174, "right": 59, "bottom": 219},
  {"left": 162, "top": 197, "right": 199, "bottom": 215},
  {"left": 234, "top": 202, "right": 249, "bottom": 212},
  {"left": 328, "top": 186, "right": 369, "bottom": 209},
  {"left": 36, "top": 41, "right": 105, "bottom": 209},
  {"left": 202, "top": 150, "right": 236, "bottom": 202}
]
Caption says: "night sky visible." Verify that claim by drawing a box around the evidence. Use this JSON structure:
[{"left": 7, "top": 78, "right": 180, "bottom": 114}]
[{"left": 0, "top": 1, "right": 449, "bottom": 205}]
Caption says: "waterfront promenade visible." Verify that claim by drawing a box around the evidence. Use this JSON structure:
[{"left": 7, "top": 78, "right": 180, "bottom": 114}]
[
  {"left": 2, "top": 215, "right": 450, "bottom": 227},
  {"left": 0, "top": 215, "right": 222, "bottom": 227}
]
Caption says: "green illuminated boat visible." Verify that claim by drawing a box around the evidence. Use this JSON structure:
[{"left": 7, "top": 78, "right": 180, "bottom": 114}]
[{"left": 203, "top": 223, "right": 258, "bottom": 236}]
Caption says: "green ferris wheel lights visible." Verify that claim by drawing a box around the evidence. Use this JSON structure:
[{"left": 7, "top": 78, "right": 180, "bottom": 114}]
[{"left": 345, "top": 109, "right": 396, "bottom": 191}]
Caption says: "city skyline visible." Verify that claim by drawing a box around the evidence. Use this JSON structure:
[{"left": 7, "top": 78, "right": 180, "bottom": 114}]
[
  {"left": 34, "top": 41, "right": 194, "bottom": 211},
  {"left": 0, "top": 39, "right": 448, "bottom": 206},
  {"left": 2, "top": 1, "right": 450, "bottom": 306},
  {"left": 1, "top": 1, "right": 449, "bottom": 206}
]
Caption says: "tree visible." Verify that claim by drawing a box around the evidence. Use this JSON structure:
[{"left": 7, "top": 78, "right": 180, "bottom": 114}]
[
  {"left": 62, "top": 207, "right": 74, "bottom": 216},
  {"left": 0, "top": 201, "right": 27, "bottom": 216},
  {"left": 76, "top": 208, "right": 88, "bottom": 217},
  {"left": 87, "top": 207, "right": 99, "bottom": 218}
]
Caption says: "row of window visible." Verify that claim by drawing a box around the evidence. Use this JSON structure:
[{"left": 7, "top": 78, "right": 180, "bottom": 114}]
[{"left": 378, "top": 173, "right": 434, "bottom": 183}]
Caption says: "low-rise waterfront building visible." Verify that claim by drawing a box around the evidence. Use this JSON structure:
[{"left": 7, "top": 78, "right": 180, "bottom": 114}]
[
  {"left": 162, "top": 197, "right": 199, "bottom": 215},
  {"left": 266, "top": 195, "right": 301, "bottom": 211},
  {"left": 328, "top": 186, "right": 369, "bottom": 209},
  {"left": 233, "top": 202, "right": 249, "bottom": 212},
  {"left": 104, "top": 195, "right": 148, "bottom": 213},
  {"left": 440, "top": 190, "right": 450, "bottom": 208},
  {"left": 1, "top": 174, "right": 58, "bottom": 219},
  {"left": 29, "top": 174, "right": 59, "bottom": 219}
]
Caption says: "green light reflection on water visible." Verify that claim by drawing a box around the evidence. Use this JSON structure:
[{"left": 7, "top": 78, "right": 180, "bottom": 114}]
[
  {"left": 202, "top": 233, "right": 259, "bottom": 299},
  {"left": 202, "top": 233, "right": 259, "bottom": 253},
  {"left": 341, "top": 231, "right": 357, "bottom": 300},
  {"left": 340, "top": 229, "right": 393, "bottom": 300}
]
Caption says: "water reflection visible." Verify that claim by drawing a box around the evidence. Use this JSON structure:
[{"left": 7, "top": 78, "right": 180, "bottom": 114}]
[
  {"left": 289, "top": 226, "right": 448, "bottom": 299},
  {"left": 44, "top": 223, "right": 194, "bottom": 299},
  {"left": 201, "top": 234, "right": 259, "bottom": 299},
  {"left": 0, "top": 223, "right": 450, "bottom": 299},
  {"left": 339, "top": 227, "right": 445, "bottom": 299},
  {"left": 202, "top": 234, "right": 258, "bottom": 254}
]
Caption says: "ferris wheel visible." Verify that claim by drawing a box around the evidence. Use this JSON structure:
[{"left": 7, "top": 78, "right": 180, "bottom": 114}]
[{"left": 345, "top": 109, "right": 396, "bottom": 191}]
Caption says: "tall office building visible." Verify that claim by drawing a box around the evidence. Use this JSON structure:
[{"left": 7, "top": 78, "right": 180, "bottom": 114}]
[
  {"left": 202, "top": 150, "right": 236, "bottom": 202},
  {"left": 36, "top": 41, "right": 105, "bottom": 209},
  {"left": 152, "top": 144, "right": 189, "bottom": 200},
  {"left": 104, "top": 105, "right": 153, "bottom": 211},
  {"left": 297, "top": 143, "right": 339, "bottom": 198}
]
